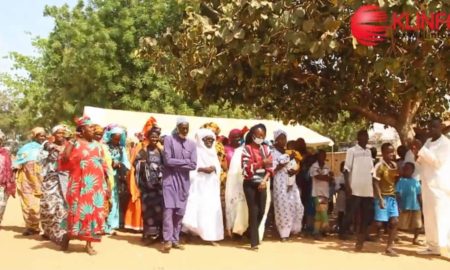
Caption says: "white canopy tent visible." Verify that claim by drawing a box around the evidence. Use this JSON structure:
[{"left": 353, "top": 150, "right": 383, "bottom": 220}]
[{"left": 83, "top": 106, "right": 334, "bottom": 147}]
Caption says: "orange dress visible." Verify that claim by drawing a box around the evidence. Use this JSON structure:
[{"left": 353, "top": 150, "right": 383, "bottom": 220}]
[{"left": 124, "top": 142, "right": 146, "bottom": 231}]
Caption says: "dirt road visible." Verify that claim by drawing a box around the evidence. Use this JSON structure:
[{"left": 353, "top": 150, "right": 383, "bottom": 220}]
[{"left": 1, "top": 197, "right": 449, "bottom": 270}]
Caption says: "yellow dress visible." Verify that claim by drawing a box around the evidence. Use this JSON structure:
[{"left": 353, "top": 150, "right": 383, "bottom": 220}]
[{"left": 16, "top": 162, "right": 43, "bottom": 231}]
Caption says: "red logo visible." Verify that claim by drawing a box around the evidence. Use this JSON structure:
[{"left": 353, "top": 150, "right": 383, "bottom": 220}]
[{"left": 351, "top": 5, "right": 388, "bottom": 46}]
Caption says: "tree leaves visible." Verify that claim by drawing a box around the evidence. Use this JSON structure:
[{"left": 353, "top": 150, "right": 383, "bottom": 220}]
[
  {"left": 144, "top": 0, "right": 450, "bottom": 142},
  {"left": 1, "top": 0, "right": 254, "bottom": 138}
]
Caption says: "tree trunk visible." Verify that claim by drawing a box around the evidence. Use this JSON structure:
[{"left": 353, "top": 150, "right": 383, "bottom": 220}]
[
  {"left": 394, "top": 122, "right": 415, "bottom": 145},
  {"left": 347, "top": 95, "right": 422, "bottom": 145}
]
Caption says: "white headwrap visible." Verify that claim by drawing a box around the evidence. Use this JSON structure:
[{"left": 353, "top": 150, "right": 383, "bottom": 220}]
[
  {"left": 195, "top": 128, "right": 221, "bottom": 174},
  {"left": 51, "top": 124, "right": 69, "bottom": 135},
  {"left": 0, "top": 129, "right": 5, "bottom": 141},
  {"left": 110, "top": 126, "right": 125, "bottom": 134},
  {"left": 176, "top": 116, "right": 189, "bottom": 126},
  {"left": 274, "top": 129, "right": 287, "bottom": 140}
]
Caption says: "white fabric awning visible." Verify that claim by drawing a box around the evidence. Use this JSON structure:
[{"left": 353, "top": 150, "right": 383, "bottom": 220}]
[{"left": 83, "top": 106, "right": 334, "bottom": 147}]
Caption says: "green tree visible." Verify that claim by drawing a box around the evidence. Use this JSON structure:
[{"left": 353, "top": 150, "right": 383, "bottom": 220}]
[
  {"left": 1, "top": 0, "right": 251, "bottom": 134},
  {"left": 143, "top": 0, "right": 450, "bottom": 143},
  {"left": 308, "top": 112, "right": 367, "bottom": 148}
]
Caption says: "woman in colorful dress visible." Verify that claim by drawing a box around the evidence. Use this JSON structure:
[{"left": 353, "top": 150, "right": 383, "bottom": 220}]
[
  {"left": 0, "top": 130, "right": 14, "bottom": 226},
  {"left": 62, "top": 116, "right": 109, "bottom": 255},
  {"left": 92, "top": 125, "right": 114, "bottom": 227},
  {"left": 103, "top": 126, "right": 130, "bottom": 234},
  {"left": 40, "top": 125, "right": 71, "bottom": 248},
  {"left": 14, "top": 127, "right": 47, "bottom": 236},
  {"left": 135, "top": 127, "right": 164, "bottom": 244},
  {"left": 241, "top": 124, "right": 273, "bottom": 250},
  {"left": 124, "top": 117, "right": 158, "bottom": 232}
]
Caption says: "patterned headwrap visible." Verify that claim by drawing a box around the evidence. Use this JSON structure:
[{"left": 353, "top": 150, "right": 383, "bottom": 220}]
[
  {"left": 51, "top": 124, "right": 69, "bottom": 135},
  {"left": 202, "top": 122, "right": 221, "bottom": 135},
  {"left": 31, "top": 127, "right": 46, "bottom": 138},
  {"left": 75, "top": 116, "right": 92, "bottom": 127},
  {"left": 92, "top": 124, "right": 104, "bottom": 134}
]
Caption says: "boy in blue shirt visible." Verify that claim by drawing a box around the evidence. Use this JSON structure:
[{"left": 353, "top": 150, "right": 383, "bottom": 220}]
[{"left": 396, "top": 162, "right": 422, "bottom": 245}]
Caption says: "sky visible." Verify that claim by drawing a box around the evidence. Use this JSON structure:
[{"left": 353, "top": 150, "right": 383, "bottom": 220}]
[{"left": 0, "top": 0, "right": 78, "bottom": 75}]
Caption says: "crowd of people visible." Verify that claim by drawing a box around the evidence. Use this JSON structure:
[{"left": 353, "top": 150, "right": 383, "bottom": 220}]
[{"left": 0, "top": 116, "right": 449, "bottom": 257}]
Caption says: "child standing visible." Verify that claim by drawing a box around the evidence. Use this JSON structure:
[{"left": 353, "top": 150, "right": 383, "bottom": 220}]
[
  {"left": 309, "top": 150, "right": 333, "bottom": 240},
  {"left": 334, "top": 161, "right": 346, "bottom": 233},
  {"left": 396, "top": 162, "right": 422, "bottom": 245},
  {"left": 373, "top": 143, "right": 400, "bottom": 256}
]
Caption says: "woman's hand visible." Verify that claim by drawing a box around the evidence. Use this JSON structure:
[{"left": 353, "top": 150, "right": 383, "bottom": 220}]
[
  {"left": 198, "top": 166, "right": 215, "bottom": 174},
  {"left": 263, "top": 158, "right": 272, "bottom": 167},
  {"left": 258, "top": 180, "right": 267, "bottom": 191}
]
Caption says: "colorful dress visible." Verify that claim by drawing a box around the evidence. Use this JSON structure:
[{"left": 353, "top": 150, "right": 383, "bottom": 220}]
[
  {"left": 105, "top": 143, "right": 130, "bottom": 231},
  {"left": 64, "top": 140, "right": 108, "bottom": 242},
  {"left": 14, "top": 141, "right": 44, "bottom": 232},
  {"left": 40, "top": 142, "right": 69, "bottom": 245},
  {"left": 135, "top": 146, "right": 164, "bottom": 238},
  {"left": 0, "top": 147, "right": 14, "bottom": 225}
]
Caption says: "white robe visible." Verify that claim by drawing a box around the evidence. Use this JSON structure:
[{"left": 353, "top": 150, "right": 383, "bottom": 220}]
[
  {"left": 224, "top": 146, "right": 271, "bottom": 240},
  {"left": 417, "top": 135, "right": 450, "bottom": 251},
  {"left": 183, "top": 130, "right": 224, "bottom": 241}
]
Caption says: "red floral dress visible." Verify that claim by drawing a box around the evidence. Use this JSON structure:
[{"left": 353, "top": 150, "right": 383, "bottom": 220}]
[{"left": 64, "top": 140, "right": 108, "bottom": 242}]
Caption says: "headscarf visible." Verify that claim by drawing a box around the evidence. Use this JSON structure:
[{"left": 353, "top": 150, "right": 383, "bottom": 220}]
[
  {"left": 202, "top": 122, "right": 221, "bottom": 135},
  {"left": 75, "top": 116, "right": 92, "bottom": 127},
  {"left": 228, "top": 128, "right": 243, "bottom": 139},
  {"left": 92, "top": 124, "right": 104, "bottom": 134},
  {"left": 195, "top": 128, "right": 221, "bottom": 174},
  {"left": 13, "top": 140, "right": 44, "bottom": 167},
  {"left": 142, "top": 116, "right": 158, "bottom": 136},
  {"left": 103, "top": 125, "right": 127, "bottom": 146},
  {"left": 274, "top": 129, "right": 287, "bottom": 141},
  {"left": 51, "top": 124, "right": 70, "bottom": 135},
  {"left": 31, "top": 127, "right": 46, "bottom": 138}
]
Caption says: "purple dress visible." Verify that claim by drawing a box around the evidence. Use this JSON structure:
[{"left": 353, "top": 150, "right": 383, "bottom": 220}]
[{"left": 162, "top": 134, "right": 197, "bottom": 243}]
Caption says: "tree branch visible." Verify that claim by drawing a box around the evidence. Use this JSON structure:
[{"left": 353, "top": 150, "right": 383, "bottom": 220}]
[{"left": 345, "top": 105, "right": 397, "bottom": 127}]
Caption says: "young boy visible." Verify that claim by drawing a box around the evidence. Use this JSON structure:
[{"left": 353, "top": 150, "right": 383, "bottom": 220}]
[
  {"left": 373, "top": 143, "right": 399, "bottom": 256},
  {"left": 396, "top": 162, "right": 422, "bottom": 245},
  {"left": 309, "top": 150, "right": 333, "bottom": 240},
  {"left": 334, "top": 161, "right": 346, "bottom": 233}
]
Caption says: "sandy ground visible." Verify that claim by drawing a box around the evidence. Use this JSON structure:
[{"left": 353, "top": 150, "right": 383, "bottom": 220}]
[{"left": 1, "top": 197, "right": 449, "bottom": 270}]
